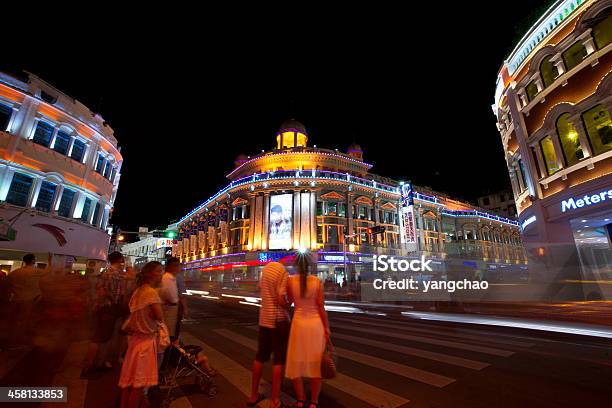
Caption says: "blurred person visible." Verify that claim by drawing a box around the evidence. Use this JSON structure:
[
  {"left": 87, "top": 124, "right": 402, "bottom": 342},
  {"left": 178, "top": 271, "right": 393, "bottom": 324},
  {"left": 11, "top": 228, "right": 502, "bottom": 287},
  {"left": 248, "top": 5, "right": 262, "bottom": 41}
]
[
  {"left": 284, "top": 253, "right": 330, "bottom": 408},
  {"left": 118, "top": 261, "right": 164, "bottom": 408},
  {"left": 247, "top": 261, "right": 289, "bottom": 408},
  {"left": 159, "top": 257, "right": 181, "bottom": 340},
  {"left": 6, "top": 254, "right": 46, "bottom": 347},
  {"left": 81, "top": 252, "right": 129, "bottom": 379}
]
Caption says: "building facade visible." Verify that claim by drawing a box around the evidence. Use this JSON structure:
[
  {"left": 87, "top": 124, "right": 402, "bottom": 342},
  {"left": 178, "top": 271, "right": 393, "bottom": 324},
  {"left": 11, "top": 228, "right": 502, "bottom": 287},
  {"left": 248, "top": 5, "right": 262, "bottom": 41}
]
[
  {"left": 121, "top": 236, "right": 174, "bottom": 267},
  {"left": 477, "top": 191, "right": 518, "bottom": 218},
  {"left": 0, "top": 71, "right": 122, "bottom": 273},
  {"left": 172, "top": 120, "right": 526, "bottom": 290},
  {"left": 492, "top": 0, "right": 612, "bottom": 299}
]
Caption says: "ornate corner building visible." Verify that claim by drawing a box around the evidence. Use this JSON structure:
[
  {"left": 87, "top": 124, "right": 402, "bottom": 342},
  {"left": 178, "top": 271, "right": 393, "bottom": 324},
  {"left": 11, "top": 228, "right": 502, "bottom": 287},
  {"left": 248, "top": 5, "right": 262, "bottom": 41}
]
[
  {"left": 172, "top": 120, "right": 526, "bottom": 287},
  {"left": 493, "top": 0, "right": 612, "bottom": 299},
  {"left": 0, "top": 71, "right": 122, "bottom": 272}
]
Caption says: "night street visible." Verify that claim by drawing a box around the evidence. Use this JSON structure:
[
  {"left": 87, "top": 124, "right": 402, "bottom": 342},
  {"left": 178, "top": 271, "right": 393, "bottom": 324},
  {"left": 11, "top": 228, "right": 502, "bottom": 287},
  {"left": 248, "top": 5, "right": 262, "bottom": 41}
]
[{"left": 6, "top": 295, "right": 611, "bottom": 408}]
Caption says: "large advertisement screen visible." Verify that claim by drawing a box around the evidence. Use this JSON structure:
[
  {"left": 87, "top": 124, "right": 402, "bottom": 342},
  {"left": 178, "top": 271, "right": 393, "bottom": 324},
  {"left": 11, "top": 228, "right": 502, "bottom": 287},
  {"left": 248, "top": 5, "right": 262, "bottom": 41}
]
[{"left": 269, "top": 194, "right": 293, "bottom": 250}]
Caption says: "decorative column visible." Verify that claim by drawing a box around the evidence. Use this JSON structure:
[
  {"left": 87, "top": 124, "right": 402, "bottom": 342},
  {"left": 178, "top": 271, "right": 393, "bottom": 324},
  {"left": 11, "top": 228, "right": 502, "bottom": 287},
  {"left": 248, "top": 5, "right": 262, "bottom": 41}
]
[
  {"left": 51, "top": 184, "right": 65, "bottom": 213},
  {"left": 550, "top": 53, "right": 566, "bottom": 76},
  {"left": 292, "top": 190, "right": 301, "bottom": 249},
  {"left": 532, "top": 148, "right": 547, "bottom": 180},
  {"left": 346, "top": 191, "right": 354, "bottom": 237},
  {"left": 0, "top": 167, "right": 16, "bottom": 201},
  {"left": 310, "top": 191, "right": 317, "bottom": 249},
  {"left": 67, "top": 136, "right": 76, "bottom": 158},
  {"left": 578, "top": 29, "right": 596, "bottom": 56},
  {"left": 567, "top": 114, "right": 593, "bottom": 159},
  {"left": 248, "top": 194, "right": 256, "bottom": 249},
  {"left": 262, "top": 192, "right": 270, "bottom": 250},
  {"left": 27, "top": 177, "right": 43, "bottom": 208}
]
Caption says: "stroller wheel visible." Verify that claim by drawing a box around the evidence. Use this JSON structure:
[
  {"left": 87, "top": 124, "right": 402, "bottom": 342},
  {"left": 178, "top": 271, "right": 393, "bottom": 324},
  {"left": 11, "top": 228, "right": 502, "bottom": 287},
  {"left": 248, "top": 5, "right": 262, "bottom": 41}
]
[{"left": 196, "top": 376, "right": 217, "bottom": 397}]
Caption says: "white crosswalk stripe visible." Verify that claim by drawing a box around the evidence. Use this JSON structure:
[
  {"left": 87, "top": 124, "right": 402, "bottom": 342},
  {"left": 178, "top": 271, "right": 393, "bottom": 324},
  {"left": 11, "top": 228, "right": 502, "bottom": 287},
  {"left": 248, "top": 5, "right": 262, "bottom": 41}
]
[
  {"left": 332, "top": 332, "right": 489, "bottom": 370},
  {"left": 218, "top": 327, "right": 453, "bottom": 388},
  {"left": 331, "top": 323, "right": 514, "bottom": 357},
  {"left": 213, "top": 329, "right": 411, "bottom": 407},
  {"left": 181, "top": 332, "right": 295, "bottom": 408},
  {"left": 332, "top": 316, "right": 535, "bottom": 348}
]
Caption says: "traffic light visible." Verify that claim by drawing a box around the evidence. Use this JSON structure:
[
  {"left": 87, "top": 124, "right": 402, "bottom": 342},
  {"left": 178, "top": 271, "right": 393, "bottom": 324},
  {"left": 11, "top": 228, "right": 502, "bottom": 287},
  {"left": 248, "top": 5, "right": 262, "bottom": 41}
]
[
  {"left": 367, "top": 225, "right": 386, "bottom": 235},
  {"left": 165, "top": 230, "right": 177, "bottom": 239}
]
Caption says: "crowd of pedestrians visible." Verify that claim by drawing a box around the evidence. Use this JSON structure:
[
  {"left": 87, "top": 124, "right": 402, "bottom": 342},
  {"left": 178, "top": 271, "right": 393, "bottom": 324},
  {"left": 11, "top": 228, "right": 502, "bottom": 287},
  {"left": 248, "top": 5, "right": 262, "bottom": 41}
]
[
  {"left": 1, "top": 249, "right": 332, "bottom": 408},
  {"left": 248, "top": 252, "right": 331, "bottom": 408}
]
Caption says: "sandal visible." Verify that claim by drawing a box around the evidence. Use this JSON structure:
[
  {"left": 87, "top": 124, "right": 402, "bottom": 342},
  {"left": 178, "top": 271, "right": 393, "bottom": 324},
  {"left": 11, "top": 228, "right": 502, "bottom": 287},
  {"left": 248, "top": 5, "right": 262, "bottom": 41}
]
[
  {"left": 295, "top": 400, "right": 307, "bottom": 408},
  {"left": 246, "top": 392, "right": 265, "bottom": 407}
]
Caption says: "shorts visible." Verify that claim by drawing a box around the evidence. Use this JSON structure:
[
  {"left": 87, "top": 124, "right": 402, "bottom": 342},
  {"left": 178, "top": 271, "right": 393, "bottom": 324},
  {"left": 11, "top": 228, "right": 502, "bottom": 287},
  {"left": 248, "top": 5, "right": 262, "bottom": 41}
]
[{"left": 255, "top": 321, "right": 290, "bottom": 365}]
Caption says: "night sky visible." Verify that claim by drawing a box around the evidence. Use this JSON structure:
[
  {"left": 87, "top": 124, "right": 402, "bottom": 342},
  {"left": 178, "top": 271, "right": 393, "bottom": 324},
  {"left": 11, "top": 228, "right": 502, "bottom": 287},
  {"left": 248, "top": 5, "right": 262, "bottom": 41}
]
[{"left": 2, "top": 1, "right": 550, "bottom": 232}]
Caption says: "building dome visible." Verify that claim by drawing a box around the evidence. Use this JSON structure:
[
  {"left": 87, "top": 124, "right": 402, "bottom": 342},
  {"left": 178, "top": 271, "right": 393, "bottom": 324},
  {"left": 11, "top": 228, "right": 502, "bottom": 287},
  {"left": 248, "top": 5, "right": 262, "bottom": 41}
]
[
  {"left": 278, "top": 118, "right": 307, "bottom": 134},
  {"left": 276, "top": 118, "right": 308, "bottom": 149}
]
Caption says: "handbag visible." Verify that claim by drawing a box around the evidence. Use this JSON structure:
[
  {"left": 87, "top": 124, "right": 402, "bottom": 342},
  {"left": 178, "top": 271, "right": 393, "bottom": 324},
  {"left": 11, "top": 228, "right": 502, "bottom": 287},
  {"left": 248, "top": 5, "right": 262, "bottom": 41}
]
[
  {"left": 321, "top": 340, "right": 337, "bottom": 379},
  {"left": 157, "top": 322, "right": 171, "bottom": 351}
]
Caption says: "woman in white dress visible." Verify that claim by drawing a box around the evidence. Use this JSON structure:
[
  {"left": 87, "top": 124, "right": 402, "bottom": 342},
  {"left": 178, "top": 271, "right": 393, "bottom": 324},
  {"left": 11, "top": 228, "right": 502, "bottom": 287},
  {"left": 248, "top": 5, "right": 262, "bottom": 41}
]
[{"left": 284, "top": 254, "right": 330, "bottom": 408}]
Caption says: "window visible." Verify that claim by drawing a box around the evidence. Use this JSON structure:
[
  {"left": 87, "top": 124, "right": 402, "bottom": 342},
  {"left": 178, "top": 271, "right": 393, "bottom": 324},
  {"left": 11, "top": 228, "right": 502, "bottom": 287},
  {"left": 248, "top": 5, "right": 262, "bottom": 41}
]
[
  {"left": 540, "top": 136, "right": 561, "bottom": 175},
  {"left": 109, "top": 167, "right": 117, "bottom": 183},
  {"left": 58, "top": 189, "right": 76, "bottom": 217},
  {"left": 525, "top": 80, "right": 539, "bottom": 101},
  {"left": 316, "top": 201, "right": 323, "bottom": 216},
  {"left": 81, "top": 197, "right": 93, "bottom": 222},
  {"left": 92, "top": 202, "right": 101, "bottom": 226},
  {"left": 5, "top": 173, "right": 33, "bottom": 206},
  {"left": 0, "top": 103, "right": 12, "bottom": 131},
  {"left": 556, "top": 113, "right": 583, "bottom": 166},
  {"left": 317, "top": 225, "right": 323, "bottom": 243},
  {"left": 338, "top": 203, "right": 346, "bottom": 217},
  {"left": 53, "top": 131, "right": 71, "bottom": 155},
  {"left": 581, "top": 104, "right": 612, "bottom": 155},
  {"left": 482, "top": 197, "right": 490, "bottom": 206},
  {"left": 103, "top": 161, "right": 112, "bottom": 179},
  {"left": 326, "top": 202, "right": 338, "bottom": 216},
  {"left": 96, "top": 154, "right": 105, "bottom": 174},
  {"left": 35, "top": 181, "right": 57, "bottom": 212},
  {"left": 32, "top": 121, "right": 54, "bottom": 147},
  {"left": 327, "top": 225, "right": 339, "bottom": 244},
  {"left": 518, "top": 159, "right": 528, "bottom": 190},
  {"left": 71, "top": 139, "right": 86, "bottom": 162},
  {"left": 562, "top": 41, "right": 587, "bottom": 71},
  {"left": 593, "top": 14, "right": 612, "bottom": 49},
  {"left": 540, "top": 57, "right": 559, "bottom": 87},
  {"left": 358, "top": 206, "right": 366, "bottom": 219}
]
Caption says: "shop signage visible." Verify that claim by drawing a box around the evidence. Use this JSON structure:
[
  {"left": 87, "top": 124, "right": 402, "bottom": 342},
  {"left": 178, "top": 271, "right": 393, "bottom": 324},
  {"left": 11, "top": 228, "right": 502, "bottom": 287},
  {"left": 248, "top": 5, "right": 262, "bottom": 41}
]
[
  {"left": 258, "top": 251, "right": 293, "bottom": 263},
  {"left": 561, "top": 188, "right": 612, "bottom": 213},
  {"left": 156, "top": 238, "right": 174, "bottom": 249},
  {"left": 521, "top": 215, "right": 536, "bottom": 230}
]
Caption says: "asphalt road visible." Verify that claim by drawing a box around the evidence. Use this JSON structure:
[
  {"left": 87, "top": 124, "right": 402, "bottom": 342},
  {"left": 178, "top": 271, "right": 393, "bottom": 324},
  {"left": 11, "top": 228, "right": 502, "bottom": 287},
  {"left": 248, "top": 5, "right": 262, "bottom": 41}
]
[
  {"left": 175, "top": 296, "right": 612, "bottom": 408},
  {"left": 1, "top": 296, "right": 610, "bottom": 408}
]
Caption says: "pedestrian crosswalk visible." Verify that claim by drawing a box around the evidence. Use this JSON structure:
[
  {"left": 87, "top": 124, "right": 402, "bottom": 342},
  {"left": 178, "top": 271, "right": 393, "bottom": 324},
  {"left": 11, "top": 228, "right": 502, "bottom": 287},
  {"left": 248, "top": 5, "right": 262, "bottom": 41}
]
[{"left": 170, "top": 313, "right": 533, "bottom": 408}]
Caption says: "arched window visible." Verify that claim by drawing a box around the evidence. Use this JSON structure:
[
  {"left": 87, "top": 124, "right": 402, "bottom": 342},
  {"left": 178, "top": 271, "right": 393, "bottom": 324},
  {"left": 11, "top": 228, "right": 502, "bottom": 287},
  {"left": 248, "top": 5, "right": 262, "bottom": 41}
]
[
  {"left": 526, "top": 81, "right": 539, "bottom": 101},
  {"left": 593, "top": 13, "right": 612, "bottom": 49},
  {"left": 562, "top": 41, "right": 587, "bottom": 70},
  {"left": 540, "top": 57, "right": 559, "bottom": 87},
  {"left": 581, "top": 104, "right": 612, "bottom": 155},
  {"left": 540, "top": 135, "right": 561, "bottom": 175},
  {"left": 556, "top": 113, "right": 583, "bottom": 166}
]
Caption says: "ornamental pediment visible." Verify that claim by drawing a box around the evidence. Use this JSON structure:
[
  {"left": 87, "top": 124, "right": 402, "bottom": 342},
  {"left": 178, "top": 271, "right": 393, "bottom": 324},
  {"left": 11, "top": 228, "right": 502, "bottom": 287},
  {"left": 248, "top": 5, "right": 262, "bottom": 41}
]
[
  {"left": 320, "top": 191, "right": 345, "bottom": 200},
  {"left": 381, "top": 201, "right": 397, "bottom": 210},
  {"left": 355, "top": 196, "right": 373, "bottom": 206},
  {"left": 232, "top": 197, "right": 249, "bottom": 206}
]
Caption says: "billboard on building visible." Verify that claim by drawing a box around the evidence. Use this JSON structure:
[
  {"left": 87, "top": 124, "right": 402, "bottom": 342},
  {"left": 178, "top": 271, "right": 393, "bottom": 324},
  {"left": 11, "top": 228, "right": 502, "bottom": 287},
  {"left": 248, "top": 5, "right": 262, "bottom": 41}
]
[
  {"left": 269, "top": 193, "right": 293, "bottom": 250},
  {"left": 400, "top": 183, "right": 417, "bottom": 251}
]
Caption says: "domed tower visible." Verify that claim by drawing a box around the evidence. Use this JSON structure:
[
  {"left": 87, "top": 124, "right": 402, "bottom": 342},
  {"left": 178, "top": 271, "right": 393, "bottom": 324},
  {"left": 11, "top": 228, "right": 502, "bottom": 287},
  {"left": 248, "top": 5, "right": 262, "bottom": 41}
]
[
  {"left": 347, "top": 143, "right": 363, "bottom": 161},
  {"left": 276, "top": 118, "right": 308, "bottom": 149}
]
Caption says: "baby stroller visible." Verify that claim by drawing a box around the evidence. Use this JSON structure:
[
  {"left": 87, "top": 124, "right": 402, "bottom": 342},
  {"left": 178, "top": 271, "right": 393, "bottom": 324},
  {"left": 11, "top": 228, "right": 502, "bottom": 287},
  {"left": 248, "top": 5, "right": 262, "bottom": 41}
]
[{"left": 149, "top": 343, "right": 218, "bottom": 408}]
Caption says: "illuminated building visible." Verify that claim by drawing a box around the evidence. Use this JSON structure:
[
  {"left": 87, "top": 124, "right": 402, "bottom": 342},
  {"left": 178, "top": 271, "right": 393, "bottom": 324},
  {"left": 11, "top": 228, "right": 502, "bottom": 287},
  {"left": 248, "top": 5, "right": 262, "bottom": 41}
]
[
  {"left": 0, "top": 70, "right": 122, "bottom": 273},
  {"left": 492, "top": 0, "right": 612, "bottom": 299},
  {"left": 172, "top": 119, "right": 526, "bottom": 286}
]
